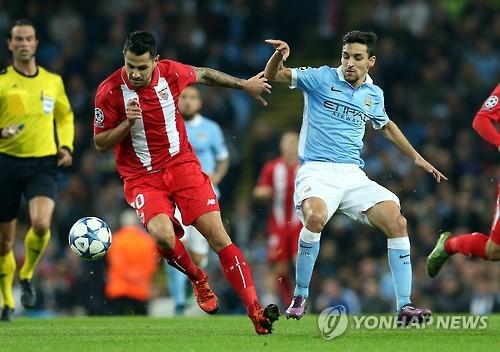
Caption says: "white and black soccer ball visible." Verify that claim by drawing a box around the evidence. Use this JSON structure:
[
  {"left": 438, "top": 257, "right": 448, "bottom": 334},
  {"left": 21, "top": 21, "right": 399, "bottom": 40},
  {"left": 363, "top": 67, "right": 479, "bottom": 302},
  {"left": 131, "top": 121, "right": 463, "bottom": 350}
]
[{"left": 68, "top": 217, "right": 112, "bottom": 260}]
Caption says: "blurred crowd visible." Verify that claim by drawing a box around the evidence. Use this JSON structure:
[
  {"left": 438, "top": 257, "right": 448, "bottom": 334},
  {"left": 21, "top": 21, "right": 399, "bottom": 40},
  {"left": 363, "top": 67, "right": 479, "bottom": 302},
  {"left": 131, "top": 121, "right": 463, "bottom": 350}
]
[{"left": 1, "top": 0, "right": 499, "bottom": 317}]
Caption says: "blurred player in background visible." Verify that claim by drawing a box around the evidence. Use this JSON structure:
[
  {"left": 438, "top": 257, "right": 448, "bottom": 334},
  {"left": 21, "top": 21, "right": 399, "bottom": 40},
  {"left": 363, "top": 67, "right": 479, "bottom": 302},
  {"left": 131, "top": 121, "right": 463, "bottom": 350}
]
[
  {"left": 166, "top": 86, "right": 230, "bottom": 315},
  {"left": 264, "top": 31, "right": 446, "bottom": 324},
  {"left": 106, "top": 209, "right": 159, "bottom": 315},
  {"left": 0, "top": 19, "right": 74, "bottom": 321},
  {"left": 427, "top": 83, "right": 500, "bottom": 276},
  {"left": 253, "top": 131, "right": 301, "bottom": 308},
  {"left": 93, "top": 31, "right": 279, "bottom": 334}
]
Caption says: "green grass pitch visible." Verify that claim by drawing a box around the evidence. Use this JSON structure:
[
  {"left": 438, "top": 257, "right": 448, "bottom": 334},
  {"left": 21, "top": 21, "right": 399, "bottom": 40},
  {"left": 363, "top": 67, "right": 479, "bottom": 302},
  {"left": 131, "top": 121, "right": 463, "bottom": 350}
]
[{"left": 1, "top": 314, "right": 498, "bottom": 352}]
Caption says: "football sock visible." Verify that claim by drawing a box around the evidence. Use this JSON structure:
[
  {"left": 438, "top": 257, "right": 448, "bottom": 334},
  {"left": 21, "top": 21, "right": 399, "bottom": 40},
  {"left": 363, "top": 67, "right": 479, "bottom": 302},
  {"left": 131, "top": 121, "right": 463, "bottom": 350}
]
[
  {"left": 294, "top": 228, "right": 321, "bottom": 298},
  {"left": 445, "top": 232, "right": 488, "bottom": 259},
  {"left": 0, "top": 250, "right": 16, "bottom": 308},
  {"left": 277, "top": 274, "right": 292, "bottom": 307},
  {"left": 20, "top": 228, "right": 50, "bottom": 280},
  {"left": 166, "top": 263, "right": 187, "bottom": 312},
  {"left": 387, "top": 237, "right": 412, "bottom": 311},
  {"left": 217, "top": 243, "right": 258, "bottom": 311},
  {"left": 158, "top": 238, "right": 205, "bottom": 282}
]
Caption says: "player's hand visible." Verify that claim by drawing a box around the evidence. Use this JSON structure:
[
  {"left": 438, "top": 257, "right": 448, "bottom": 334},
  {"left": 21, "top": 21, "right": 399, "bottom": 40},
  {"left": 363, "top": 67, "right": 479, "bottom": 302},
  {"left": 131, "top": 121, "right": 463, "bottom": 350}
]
[
  {"left": 414, "top": 157, "right": 448, "bottom": 183},
  {"left": 125, "top": 99, "right": 142, "bottom": 127},
  {"left": 57, "top": 147, "right": 72, "bottom": 167},
  {"left": 242, "top": 71, "right": 272, "bottom": 106},
  {"left": 1, "top": 123, "right": 23, "bottom": 139},
  {"left": 265, "top": 39, "right": 290, "bottom": 61}
]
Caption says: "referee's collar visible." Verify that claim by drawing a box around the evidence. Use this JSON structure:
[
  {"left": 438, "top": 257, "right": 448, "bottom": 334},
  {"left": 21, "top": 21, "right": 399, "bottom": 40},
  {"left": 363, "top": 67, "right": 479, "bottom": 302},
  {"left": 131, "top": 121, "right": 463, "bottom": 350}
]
[{"left": 336, "top": 66, "right": 373, "bottom": 85}]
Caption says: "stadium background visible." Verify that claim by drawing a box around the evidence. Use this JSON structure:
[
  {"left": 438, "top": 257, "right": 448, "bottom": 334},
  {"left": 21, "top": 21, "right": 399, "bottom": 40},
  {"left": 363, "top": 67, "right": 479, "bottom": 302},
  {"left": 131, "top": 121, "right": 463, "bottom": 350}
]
[{"left": 1, "top": 0, "right": 499, "bottom": 317}]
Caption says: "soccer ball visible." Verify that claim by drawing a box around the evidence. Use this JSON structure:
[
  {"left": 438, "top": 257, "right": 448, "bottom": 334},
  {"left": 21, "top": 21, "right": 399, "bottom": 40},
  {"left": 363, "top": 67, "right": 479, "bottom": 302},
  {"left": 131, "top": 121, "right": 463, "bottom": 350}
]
[{"left": 68, "top": 217, "right": 112, "bottom": 260}]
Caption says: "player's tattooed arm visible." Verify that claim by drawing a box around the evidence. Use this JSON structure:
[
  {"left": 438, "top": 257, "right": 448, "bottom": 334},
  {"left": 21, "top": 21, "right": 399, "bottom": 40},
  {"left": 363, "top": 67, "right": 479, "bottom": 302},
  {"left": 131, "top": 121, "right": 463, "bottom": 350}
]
[
  {"left": 194, "top": 67, "right": 245, "bottom": 88},
  {"left": 194, "top": 67, "right": 271, "bottom": 106}
]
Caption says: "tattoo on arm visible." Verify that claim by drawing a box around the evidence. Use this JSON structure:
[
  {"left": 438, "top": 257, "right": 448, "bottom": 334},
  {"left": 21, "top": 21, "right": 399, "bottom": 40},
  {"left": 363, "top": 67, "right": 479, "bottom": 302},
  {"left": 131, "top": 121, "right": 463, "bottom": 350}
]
[{"left": 195, "top": 67, "right": 244, "bottom": 89}]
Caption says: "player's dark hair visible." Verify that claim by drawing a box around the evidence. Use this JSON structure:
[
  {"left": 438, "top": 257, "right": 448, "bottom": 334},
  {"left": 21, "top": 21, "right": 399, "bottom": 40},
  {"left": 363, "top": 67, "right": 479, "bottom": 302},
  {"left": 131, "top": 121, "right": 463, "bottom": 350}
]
[
  {"left": 342, "top": 31, "right": 377, "bottom": 57},
  {"left": 8, "top": 19, "right": 36, "bottom": 39},
  {"left": 123, "top": 31, "right": 157, "bottom": 58}
]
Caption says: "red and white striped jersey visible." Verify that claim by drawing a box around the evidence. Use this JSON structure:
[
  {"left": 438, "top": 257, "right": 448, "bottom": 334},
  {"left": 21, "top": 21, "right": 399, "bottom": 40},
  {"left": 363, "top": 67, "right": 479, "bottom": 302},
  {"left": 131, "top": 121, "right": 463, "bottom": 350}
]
[
  {"left": 257, "top": 157, "right": 302, "bottom": 234},
  {"left": 94, "top": 59, "right": 198, "bottom": 180}
]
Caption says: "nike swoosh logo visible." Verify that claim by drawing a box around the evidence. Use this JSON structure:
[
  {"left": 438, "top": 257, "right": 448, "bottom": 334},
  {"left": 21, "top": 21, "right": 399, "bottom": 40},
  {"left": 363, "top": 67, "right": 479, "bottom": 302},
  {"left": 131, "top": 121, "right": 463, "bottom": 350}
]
[
  {"left": 399, "top": 254, "right": 410, "bottom": 259},
  {"left": 0, "top": 273, "right": 7, "bottom": 278},
  {"left": 30, "top": 249, "right": 41, "bottom": 255},
  {"left": 331, "top": 87, "right": 342, "bottom": 92}
]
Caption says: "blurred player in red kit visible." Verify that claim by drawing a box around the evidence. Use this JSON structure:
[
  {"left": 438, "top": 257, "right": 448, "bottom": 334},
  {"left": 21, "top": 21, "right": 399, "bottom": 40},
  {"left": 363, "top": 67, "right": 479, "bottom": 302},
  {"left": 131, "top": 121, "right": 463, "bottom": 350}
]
[
  {"left": 254, "top": 131, "right": 301, "bottom": 307},
  {"left": 427, "top": 83, "right": 500, "bottom": 277},
  {"left": 93, "top": 31, "right": 279, "bottom": 334}
]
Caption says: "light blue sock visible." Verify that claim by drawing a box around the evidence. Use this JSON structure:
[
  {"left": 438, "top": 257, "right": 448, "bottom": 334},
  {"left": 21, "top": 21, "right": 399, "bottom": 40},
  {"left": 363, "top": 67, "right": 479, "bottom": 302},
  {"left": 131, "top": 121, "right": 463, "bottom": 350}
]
[
  {"left": 387, "top": 237, "right": 412, "bottom": 311},
  {"left": 166, "top": 263, "right": 187, "bottom": 311},
  {"left": 294, "top": 228, "right": 321, "bottom": 298}
]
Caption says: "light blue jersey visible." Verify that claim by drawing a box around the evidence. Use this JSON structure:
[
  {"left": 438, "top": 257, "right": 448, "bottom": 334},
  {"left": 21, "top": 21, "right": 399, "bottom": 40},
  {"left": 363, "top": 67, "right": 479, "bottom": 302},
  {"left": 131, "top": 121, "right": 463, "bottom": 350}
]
[
  {"left": 185, "top": 113, "right": 229, "bottom": 176},
  {"left": 290, "top": 66, "right": 389, "bottom": 168}
]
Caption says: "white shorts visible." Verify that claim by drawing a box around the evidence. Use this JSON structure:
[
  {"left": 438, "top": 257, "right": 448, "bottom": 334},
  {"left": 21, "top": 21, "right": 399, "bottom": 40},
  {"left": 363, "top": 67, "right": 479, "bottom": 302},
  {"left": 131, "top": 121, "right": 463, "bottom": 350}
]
[
  {"left": 294, "top": 162, "right": 400, "bottom": 226},
  {"left": 174, "top": 207, "right": 210, "bottom": 256}
]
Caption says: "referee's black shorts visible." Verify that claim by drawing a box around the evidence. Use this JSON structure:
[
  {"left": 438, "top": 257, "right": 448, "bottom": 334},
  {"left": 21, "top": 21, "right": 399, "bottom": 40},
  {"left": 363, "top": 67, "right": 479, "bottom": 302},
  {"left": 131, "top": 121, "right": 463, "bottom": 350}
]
[{"left": 0, "top": 153, "right": 58, "bottom": 222}]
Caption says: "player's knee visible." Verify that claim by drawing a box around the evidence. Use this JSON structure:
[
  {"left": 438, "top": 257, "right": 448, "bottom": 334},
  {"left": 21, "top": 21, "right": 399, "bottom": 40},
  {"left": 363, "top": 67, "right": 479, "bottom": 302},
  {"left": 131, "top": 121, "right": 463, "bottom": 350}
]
[
  {"left": 0, "top": 237, "right": 15, "bottom": 255},
  {"left": 31, "top": 218, "right": 51, "bottom": 235},
  {"left": 147, "top": 222, "right": 175, "bottom": 249},
  {"left": 304, "top": 211, "right": 327, "bottom": 233},
  {"left": 385, "top": 214, "right": 407, "bottom": 237},
  {"left": 485, "top": 243, "right": 500, "bottom": 261}
]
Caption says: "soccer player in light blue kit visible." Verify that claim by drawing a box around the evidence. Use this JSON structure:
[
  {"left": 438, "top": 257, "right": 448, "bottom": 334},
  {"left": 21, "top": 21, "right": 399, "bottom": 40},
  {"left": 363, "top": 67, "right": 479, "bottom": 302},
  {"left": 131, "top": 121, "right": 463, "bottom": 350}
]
[
  {"left": 264, "top": 31, "right": 447, "bottom": 324},
  {"left": 167, "top": 86, "right": 229, "bottom": 315}
]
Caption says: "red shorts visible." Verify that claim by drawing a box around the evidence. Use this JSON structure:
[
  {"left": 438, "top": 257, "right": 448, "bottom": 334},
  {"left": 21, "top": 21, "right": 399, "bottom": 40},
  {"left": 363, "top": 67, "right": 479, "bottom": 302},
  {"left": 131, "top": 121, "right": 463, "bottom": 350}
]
[
  {"left": 123, "top": 160, "right": 219, "bottom": 231},
  {"left": 267, "top": 225, "right": 302, "bottom": 262},
  {"left": 490, "top": 181, "right": 500, "bottom": 245}
]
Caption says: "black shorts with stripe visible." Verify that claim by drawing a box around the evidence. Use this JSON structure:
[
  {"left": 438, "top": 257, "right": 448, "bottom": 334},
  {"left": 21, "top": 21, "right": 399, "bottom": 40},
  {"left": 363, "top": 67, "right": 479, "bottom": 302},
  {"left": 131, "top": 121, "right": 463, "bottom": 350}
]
[{"left": 0, "top": 153, "right": 58, "bottom": 222}]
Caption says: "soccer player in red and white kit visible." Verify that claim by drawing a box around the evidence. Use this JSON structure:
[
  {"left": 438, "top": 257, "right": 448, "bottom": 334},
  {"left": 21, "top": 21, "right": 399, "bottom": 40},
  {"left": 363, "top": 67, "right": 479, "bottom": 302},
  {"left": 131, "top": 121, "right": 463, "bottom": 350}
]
[
  {"left": 427, "top": 83, "right": 500, "bottom": 277},
  {"left": 254, "top": 132, "right": 302, "bottom": 308},
  {"left": 93, "top": 31, "right": 279, "bottom": 334}
]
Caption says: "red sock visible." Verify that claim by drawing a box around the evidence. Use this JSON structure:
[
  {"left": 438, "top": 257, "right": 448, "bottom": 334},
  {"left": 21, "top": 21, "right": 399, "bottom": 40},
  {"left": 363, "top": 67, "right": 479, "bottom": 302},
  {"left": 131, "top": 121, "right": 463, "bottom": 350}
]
[
  {"left": 157, "top": 238, "right": 205, "bottom": 282},
  {"left": 277, "top": 274, "right": 292, "bottom": 308},
  {"left": 445, "top": 232, "right": 488, "bottom": 259},
  {"left": 217, "top": 243, "right": 259, "bottom": 312}
]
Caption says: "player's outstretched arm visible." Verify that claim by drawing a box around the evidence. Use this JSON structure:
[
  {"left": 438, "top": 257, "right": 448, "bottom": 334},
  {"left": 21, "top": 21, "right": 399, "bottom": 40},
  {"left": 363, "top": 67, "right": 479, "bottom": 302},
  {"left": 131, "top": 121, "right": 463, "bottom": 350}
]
[
  {"left": 193, "top": 67, "right": 271, "bottom": 106},
  {"left": 380, "top": 120, "right": 448, "bottom": 183},
  {"left": 264, "top": 39, "right": 292, "bottom": 84}
]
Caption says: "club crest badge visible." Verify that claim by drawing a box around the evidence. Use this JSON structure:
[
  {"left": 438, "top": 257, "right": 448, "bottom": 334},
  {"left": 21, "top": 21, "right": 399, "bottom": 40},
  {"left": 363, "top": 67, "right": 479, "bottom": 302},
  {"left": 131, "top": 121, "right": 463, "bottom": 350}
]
[{"left": 158, "top": 88, "right": 170, "bottom": 101}]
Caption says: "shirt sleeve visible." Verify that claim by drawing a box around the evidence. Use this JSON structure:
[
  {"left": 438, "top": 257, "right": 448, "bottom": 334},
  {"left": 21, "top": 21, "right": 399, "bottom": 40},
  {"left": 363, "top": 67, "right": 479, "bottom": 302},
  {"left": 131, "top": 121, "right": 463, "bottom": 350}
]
[
  {"left": 168, "top": 60, "right": 197, "bottom": 92},
  {"left": 290, "top": 66, "right": 326, "bottom": 92},
  {"left": 94, "top": 87, "right": 121, "bottom": 135},
  {"left": 370, "top": 89, "right": 390, "bottom": 130},
  {"left": 54, "top": 76, "right": 75, "bottom": 152},
  {"left": 472, "top": 86, "right": 500, "bottom": 147},
  {"left": 211, "top": 123, "right": 229, "bottom": 161},
  {"left": 256, "top": 161, "right": 273, "bottom": 188}
]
